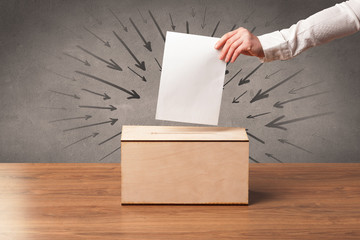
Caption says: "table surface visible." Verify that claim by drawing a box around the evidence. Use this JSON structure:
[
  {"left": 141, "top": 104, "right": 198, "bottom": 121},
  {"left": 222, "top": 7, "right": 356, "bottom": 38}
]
[{"left": 0, "top": 163, "right": 359, "bottom": 240}]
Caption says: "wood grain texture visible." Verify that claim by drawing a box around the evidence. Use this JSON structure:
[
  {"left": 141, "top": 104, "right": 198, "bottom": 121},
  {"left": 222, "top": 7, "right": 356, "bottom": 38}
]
[
  {"left": 121, "top": 125, "right": 249, "bottom": 141},
  {"left": 0, "top": 163, "right": 360, "bottom": 240},
  {"left": 121, "top": 142, "right": 249, "bottom": 204}
]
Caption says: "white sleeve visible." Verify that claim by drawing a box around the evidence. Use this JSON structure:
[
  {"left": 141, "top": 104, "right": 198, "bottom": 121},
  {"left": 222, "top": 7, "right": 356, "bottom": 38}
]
[{"left": 257, "top": 0, "right": 360, "bottom": 62}]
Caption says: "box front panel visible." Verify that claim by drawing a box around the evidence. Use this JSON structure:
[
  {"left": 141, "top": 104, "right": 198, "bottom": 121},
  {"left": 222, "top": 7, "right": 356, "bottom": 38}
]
[{"left": 121, "top": 141, "right": 248, "bottom": 204}]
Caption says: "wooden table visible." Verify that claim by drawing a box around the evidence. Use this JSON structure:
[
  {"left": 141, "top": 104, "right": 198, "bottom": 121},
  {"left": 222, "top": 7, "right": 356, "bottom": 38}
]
[{"left": 0, "top": 163, "right": 359, "bottom": 239}]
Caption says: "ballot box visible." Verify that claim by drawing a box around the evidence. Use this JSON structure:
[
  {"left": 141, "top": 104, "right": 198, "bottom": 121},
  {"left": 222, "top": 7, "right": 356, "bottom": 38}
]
[{"left": 121, "top": 125, "right": 249, "bottom": 204}]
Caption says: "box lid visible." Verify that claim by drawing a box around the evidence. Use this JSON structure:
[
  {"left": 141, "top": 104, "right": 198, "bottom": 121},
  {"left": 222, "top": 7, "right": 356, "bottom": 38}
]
[{"left": 121, "top": 125, "right": 248, "bottom": 142}]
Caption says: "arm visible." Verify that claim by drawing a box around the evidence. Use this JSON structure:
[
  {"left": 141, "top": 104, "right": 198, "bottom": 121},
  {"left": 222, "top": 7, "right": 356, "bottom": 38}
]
[
  {"left": 259, "top": 0, "right": 360, "bottom": 62},
  {"left": 215, "top": 0, "right": 360, "bottom": 63}
]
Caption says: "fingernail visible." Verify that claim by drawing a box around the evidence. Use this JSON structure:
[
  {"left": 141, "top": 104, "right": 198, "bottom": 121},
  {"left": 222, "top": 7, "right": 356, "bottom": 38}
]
[{"left": 214, "top": 43, "right": 218, "bottom": 48}]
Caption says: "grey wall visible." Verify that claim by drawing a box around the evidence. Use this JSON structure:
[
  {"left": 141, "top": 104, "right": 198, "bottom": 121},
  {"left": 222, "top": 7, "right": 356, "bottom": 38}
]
[{"left": 0, "top": 0, "right": 359, "bottom": 163}]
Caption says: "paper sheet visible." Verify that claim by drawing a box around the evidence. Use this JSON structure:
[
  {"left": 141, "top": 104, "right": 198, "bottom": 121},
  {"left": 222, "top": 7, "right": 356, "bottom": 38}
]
[{"left": 156, "top": 31, "right": 226, "bottom": 125}]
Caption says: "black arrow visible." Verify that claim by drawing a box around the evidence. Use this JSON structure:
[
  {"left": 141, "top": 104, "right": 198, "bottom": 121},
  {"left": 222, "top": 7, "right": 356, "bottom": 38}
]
[
  {"left": 129, "top": 18, "right": 152, "bottom": 52},
  {"left": 232, "top": 91, "right": 247, "bottom": 103},
  {"left": 238, "top": 63, "right": 263, "bottom": 86},
  {"left": 278, "top": 139, "right": 312, "bottom": 154},
  {"left": 274, "top": 91, "right": 328, "bottom": 108},
  {"left": 311, "top": 133, "right": 333, "bottom": 144},
  {"left": 79, "top": 105, "right": 117, "bottom": 111},
  {"left": 265, "top": 15, "right": 280, "bottom": 27},
  {"left": 49, "top": 115, "right": 92, "bottom": 123},
  {"left": 265, "top": 69, "right": 281, "bottom": 79},
  {"left": 154, "top": 58, "right": 162, "bottom": 71},
  {"left": 265, "top": 112, "right": 333, "bottom": 131},
  {"left": 246, "top": 131, "right": 265, "bottom": 144},
  {"left": 128, "top": 67, "right": 147, "bottom": 82},
  {"left": 83, "top": 26, "right": 110, "bottom": 47},
  {"left": 247, "top": 112, "right": 271, "bottom": 119},
  {"left": 230, "top": 24, "right": 237, "bottom": 31},
  {"left": 64, "top": 132, "right": 99, "bottom": 149},
  {"left": 54, "top": 73, "right": 76, "bottom": 82},
  {"left": 148, "top": 10, "right": 166, "bottom": 42},
  {"left": 186, "top": 21, "right": 189, "bottom": 34},
  {"left": 225, "top": 62, "right": 230, "bottom": 75},
  {"left": 265, "top": 153, "right": 282, "bottom": 163},
  {"left": 224, "top": 68, "right": 242, "bottom": 87},
  {"left": 60, "top": 24, "right": 83, "bottom": 40},
  {"left": 169, "top": 13, "right": 176, "bottom": 30},
  {"left": 84, "top": 9, "right": 102, "bottom": 25},
  {"left": 250, "top": 69, "right": 303, "bottom": 103},
  {"left": 109, "top": 9, "right": 128, "bottom": 32},
  {"left": 289, "top": 80, "right": 323, "bottom": 94},
  {"left": 249, "top": 156, "right": 259, "bottom": 163},
  {"left": 63, "top": 118, "right": 118, "bottom": 132},
  {"left": 41, "top": 107, "right": 67, "bottom": 111},
  {"left": 244, "top": 10, "right": 255, "bottom": 23},
  {"left": 113, "top": 31, "right": 146, "bottom": 71},
  {"left": 191, "top": 8, "right": 196, "bottom": 17},
  {"left": 81, "top": 88, "right": 110, "bottom": 100},
  {"left": 137, "top": 8, "right": 147, "bottom": 23},
  {"left": 250, "top": 26, "right": 256, "bottom": 33},
  {"left": 211, "top": 20, "right": 220, "bottom": 37},
  {"left": 44, "top": 68, "right": 76, "bottom": 81},
  {"left": 40, "top": 49, "right": 63, "bottom": 60},
  {"left": 77, "top": 45, "right": 122, "bottom": 71},
  {"left": 99, "top": 146, "right": 121, "bottom": 161},
  {"left": 63, "top": 52, "right": 90, "bottom": 66},
  {"left": 49, "top": 90, "right": 80, "bottom": 99},
  {"left": 201, "top": 7, "right": 207, "bottom": 29},
  {"left": 76, "top": 71, "right": 140, "bottom": 99},
  {"left": 99, "top": 131, "right": 122, "bottom": 145}
]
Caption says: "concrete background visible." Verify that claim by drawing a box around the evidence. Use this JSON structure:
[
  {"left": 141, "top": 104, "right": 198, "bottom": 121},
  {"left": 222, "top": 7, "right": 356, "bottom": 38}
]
[{"left": 0, "top": 0, "right": 359, "bottom": 163}]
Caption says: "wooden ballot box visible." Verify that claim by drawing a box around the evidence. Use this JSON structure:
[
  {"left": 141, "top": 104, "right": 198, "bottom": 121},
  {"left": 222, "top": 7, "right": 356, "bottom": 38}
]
[{"left": 121, "top": 126, "right": 249, "bottom": 204}]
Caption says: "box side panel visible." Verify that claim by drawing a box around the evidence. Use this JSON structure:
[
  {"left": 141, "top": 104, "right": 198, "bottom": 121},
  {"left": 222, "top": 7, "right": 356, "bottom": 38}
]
[{"left": 121, "top": 141, "right": 248, "bottom": 204}]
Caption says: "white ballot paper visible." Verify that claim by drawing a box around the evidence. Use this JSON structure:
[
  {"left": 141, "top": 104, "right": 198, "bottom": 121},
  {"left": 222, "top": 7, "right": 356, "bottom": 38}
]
[{"left": 156, "top": 31, "right": 226, "bottom": 125}]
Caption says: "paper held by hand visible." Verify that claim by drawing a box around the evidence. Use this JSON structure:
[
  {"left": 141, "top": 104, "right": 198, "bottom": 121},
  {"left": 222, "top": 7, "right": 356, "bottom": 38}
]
[{"left": 156, "top": 31, "right": 226, "bottom": 125}]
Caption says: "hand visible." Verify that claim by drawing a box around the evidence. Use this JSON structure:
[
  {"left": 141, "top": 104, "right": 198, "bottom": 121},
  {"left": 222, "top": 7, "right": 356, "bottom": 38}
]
[{"left": 214, "top": 27, "right": 265, "bottom": 63}]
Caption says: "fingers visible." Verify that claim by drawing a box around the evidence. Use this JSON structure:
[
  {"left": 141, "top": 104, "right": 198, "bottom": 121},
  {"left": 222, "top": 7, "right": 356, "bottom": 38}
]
[
  {"left": 219, "top": 33, "right": 240, "bottom": 60},
  {"left": 224, "top": 38, "right": 243, "bottom": 62},
  {"left": 230, "top": 39, "right": 253, "bottom": 62},
  {"left": 215, "top": 27, "right": 263, "bottom": 63},
  {"left": 230, "top": 44, "right": 249, "bottom": 63},
  {"left": 214, "top": 31, "right": 236, "bottom": 50},
  {"left": 217, "top": 27, "right": 249, "bottom": 61}
]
